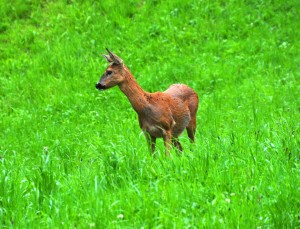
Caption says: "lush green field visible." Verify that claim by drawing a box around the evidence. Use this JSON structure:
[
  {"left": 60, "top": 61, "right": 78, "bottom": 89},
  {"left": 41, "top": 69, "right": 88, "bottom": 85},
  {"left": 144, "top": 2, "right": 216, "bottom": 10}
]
[{"left": 1, "top": 0, "right": 299, "bottom": 228}]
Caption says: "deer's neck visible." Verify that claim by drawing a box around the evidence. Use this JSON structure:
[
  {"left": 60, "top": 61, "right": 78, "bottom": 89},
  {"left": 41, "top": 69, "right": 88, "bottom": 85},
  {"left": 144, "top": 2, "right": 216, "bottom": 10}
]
[{"left": 118, "top": 68, "right": 150, "bottom": 114}]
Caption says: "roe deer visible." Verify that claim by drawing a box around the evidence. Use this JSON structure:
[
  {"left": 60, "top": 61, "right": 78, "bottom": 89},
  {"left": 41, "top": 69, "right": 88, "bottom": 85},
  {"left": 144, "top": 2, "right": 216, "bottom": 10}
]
[{"left": 96, "top": 49, "right": 199, "bottom": 157}]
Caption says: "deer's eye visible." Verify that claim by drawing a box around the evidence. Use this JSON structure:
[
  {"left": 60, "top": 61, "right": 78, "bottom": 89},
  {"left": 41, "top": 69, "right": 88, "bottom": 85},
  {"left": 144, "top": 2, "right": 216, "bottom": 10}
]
[{"left": 106, "top": 70, "right": 113, "bottom": 76}]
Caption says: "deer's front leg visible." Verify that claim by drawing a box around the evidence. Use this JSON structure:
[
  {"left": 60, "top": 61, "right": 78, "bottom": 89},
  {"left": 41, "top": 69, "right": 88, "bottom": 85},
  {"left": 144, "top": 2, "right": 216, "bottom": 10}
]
[
  {"left": 145, "top": 133, "right": 156, "bottom": 156},
  {"left": 163, "top": 130, "right": 172, "bottom": 157}
]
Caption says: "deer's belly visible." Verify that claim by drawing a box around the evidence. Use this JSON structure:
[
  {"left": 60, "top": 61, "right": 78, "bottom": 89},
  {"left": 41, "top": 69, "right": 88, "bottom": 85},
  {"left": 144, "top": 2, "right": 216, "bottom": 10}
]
[
  {"left": 140, "top": 113, "right": 191, "bottom": 138},
  {"left": 142, "top": 123, "right": 164, "bottom": 138},
  {"left": 143, "top": 126, "right": 164, "bottom": 138}
]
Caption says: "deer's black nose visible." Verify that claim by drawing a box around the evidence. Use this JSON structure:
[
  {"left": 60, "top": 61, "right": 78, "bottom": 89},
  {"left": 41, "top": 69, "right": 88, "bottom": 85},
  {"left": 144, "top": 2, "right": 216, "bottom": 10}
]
[{"left": 96, "top": 83, "right": 106, "bottom": 90}]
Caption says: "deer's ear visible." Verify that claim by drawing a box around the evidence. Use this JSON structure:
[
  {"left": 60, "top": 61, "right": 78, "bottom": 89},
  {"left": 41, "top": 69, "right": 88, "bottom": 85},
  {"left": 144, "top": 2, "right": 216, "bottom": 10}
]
[
  {"left": 106, "top": 48, "right": 123, "bottom": 66},
  {"left": 102, "top": 54, "right": 113, "bottom": 63},
  {"left": 113, "top": 56, "right": 123, "bottom": 66}
]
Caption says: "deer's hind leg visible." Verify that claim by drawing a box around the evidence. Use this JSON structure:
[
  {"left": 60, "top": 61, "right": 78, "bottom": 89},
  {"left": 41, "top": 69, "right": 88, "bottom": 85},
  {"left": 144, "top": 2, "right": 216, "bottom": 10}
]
[
  {"left": 186, "top": 116, "right": 197, "bottom": 143},
  {"left": 172, "top": 138, "right": 183, "bottom": 153},
  {"left": 186, "top": 92, "right": 198, "bottom": 143}
]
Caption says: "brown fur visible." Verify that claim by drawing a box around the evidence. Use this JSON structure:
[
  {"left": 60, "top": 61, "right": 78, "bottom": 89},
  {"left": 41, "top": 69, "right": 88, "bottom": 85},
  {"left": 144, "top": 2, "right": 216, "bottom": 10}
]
[{"left": 96, "top": 49, "right": 199, "bottom": 157}]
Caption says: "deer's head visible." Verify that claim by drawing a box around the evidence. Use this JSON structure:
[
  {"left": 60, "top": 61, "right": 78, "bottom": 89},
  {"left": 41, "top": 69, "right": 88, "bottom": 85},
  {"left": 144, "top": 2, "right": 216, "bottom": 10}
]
[{"left": 96, "top": 48, "right": 125, "bottom": 91}]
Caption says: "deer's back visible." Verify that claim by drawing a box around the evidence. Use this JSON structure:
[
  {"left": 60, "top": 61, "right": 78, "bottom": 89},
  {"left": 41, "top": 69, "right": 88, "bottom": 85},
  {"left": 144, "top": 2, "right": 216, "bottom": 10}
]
[
  {"left": 164, "top": 83, "right": 196, "bottom": 97},
  {"left": 164, "top": 84, "right": 198, "bottom": 108}
]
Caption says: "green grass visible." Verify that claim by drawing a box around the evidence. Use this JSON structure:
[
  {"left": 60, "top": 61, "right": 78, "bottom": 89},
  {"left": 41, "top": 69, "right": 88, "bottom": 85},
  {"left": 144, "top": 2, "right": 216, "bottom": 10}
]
[{"left": 1, "top": 0, "right": 299, "bottom": 228}]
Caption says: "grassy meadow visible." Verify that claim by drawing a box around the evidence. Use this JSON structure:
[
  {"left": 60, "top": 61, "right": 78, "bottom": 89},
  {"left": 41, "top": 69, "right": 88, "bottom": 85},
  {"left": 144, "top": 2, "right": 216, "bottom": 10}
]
[{"left": 1, "top": 0, "right": 300, "bottom": 228}]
